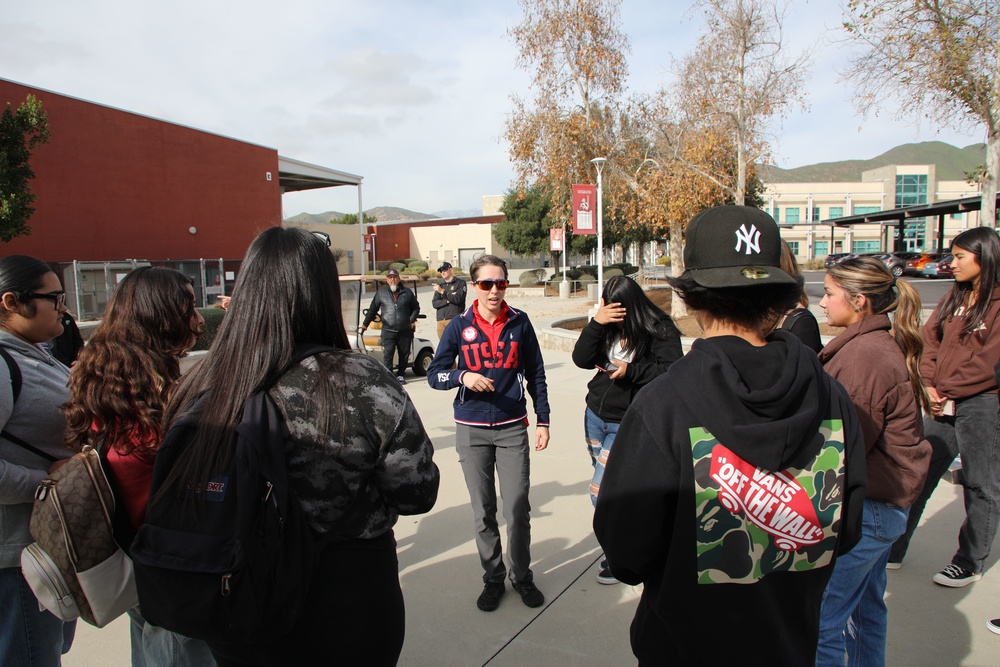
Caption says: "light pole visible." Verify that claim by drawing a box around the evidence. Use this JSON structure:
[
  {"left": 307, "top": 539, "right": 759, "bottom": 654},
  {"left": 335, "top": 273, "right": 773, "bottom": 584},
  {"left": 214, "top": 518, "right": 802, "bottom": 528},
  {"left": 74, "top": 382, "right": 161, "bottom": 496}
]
[{"left": 591, "top": 157, "right": 606, "bottom": 298}]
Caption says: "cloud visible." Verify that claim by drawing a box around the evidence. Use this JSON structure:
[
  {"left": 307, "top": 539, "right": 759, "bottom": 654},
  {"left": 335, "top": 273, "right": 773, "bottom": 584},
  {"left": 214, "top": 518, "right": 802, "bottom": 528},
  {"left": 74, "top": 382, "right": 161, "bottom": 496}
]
[{"left": 1, "top": 0, "right": 986, "bottom": 219}]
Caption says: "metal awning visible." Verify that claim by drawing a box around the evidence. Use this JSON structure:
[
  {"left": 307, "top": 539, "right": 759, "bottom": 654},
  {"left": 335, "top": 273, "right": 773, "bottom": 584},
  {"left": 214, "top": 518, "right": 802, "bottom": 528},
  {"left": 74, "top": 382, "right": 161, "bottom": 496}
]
[
  {"left": 825, "top": 194, "right": 998, "bottom": 227},
  {"left": 278, "top": 156, "right": 363, "bottom": 193}
]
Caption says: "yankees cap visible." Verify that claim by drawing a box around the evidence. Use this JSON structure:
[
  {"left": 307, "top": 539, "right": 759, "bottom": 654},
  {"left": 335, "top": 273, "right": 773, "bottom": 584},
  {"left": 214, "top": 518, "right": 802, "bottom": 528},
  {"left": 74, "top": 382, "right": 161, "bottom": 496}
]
[{"left": 683, "top": 205, "right": 796, "bottom": 288}]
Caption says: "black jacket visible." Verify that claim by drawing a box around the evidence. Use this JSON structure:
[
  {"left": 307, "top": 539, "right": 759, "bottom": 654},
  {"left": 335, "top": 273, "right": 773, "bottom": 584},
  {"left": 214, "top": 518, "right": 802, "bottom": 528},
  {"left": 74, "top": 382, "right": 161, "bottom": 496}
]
[
  {"left": 571, "top": 316, "right": 682, "bottom": 422},
  {"left": 594, "top": 332, "right": 866, "bottom": 666},
  {"left": 362, "top": 286, "right": 420, "bottom": 333},
  {"left": 431, "top": 277, "right": 467, "bottom": 321}
]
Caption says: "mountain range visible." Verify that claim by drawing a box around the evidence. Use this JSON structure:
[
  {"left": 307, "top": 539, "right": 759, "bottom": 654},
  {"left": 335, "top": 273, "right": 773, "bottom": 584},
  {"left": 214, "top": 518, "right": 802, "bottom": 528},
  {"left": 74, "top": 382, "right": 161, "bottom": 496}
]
[{"left": 285, "top": 141, "right": 987, "bottom": 223}]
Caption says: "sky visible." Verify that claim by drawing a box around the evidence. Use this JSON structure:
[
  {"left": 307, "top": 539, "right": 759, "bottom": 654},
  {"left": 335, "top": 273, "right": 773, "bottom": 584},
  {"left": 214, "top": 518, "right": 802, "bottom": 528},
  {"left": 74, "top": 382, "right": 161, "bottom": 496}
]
[{"left": 2, "top": 0, "right": 984, "bottom": 219}]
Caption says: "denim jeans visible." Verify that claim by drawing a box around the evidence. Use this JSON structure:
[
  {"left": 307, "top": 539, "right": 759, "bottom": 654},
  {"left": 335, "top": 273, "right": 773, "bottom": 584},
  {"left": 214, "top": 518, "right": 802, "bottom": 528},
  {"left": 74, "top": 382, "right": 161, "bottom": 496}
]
[
  {"left": 816, "top": 499, "right": 909, "bottom": 667},
  {"left": 0, "top": 566, "right": 76, "bottom": 667},
  {"left": 127, "top": 607, "right": 217, "bottom": 667},
  {"left": 889, "top": 394, "right": 1000, "bottom": 572},
  {"left": 584, "top": 407, "right": 620, "bottom": 507}
]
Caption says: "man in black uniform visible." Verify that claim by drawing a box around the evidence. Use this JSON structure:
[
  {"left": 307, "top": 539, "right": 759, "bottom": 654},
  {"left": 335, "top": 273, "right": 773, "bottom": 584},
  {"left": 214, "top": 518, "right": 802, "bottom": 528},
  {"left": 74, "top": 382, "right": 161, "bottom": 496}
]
[
  {"left": 431, "top": 262, "right": 467, "bottom": 339},
  {"left": 359, "top": 268, "right": 420, "bottom": 384}
]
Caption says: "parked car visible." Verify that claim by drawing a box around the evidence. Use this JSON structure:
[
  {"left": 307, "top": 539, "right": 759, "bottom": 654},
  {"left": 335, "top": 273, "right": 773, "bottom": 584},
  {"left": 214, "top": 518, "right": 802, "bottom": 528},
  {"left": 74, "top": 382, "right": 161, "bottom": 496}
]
[
  {"left": 876, "top": 252, "right": 922, "bottom": 277},
  {"left": 824, "top": 253, "right": 853, "bottom": 269},
  {"left": 922, "top": 255, "right": 954, "bottom": 279},
  {"left": 904, "top": 252, "right": 948, "bottom": 276}
]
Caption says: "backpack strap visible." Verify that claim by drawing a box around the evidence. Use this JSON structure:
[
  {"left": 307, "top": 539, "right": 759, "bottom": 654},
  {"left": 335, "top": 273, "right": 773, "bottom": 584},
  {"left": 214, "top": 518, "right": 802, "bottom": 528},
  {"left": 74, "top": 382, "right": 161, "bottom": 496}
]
[
  {"left": 0, "top": 345, "right": 56, "bottom": 462},
  {"left": 0, "top": 345, "right": 22, "bottom": 403}
]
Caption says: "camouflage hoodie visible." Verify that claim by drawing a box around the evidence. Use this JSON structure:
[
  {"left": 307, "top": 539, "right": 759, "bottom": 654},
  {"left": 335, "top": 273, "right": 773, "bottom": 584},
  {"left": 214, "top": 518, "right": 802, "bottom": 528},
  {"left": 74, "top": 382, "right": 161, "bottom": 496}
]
[{"left": 269, "top": 351, "right": 439, "bottom": 540}]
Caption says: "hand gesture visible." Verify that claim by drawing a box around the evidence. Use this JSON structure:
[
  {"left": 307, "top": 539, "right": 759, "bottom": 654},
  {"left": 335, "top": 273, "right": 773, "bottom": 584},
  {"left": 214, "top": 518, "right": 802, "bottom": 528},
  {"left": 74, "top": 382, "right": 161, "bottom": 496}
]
[
  {"left": 462, "top": 372, "right": 495, "bottom": 392},
  {"left": 594, "top": 298, "right": 626, "bottom": 326}
]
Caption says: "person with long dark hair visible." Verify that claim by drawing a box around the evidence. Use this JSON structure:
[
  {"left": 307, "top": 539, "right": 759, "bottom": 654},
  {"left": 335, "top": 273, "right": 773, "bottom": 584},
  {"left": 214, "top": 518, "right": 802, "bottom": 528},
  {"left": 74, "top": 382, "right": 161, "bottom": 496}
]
[
  {"left": 887, "top": 226, "right": 1000, "bottom": 587},
  {"left": 571, "top": 275, "right": 682, "bottom": 584},
  {"left": 594, "top": 206, "right": 866, "bottom": 665},
  {"left": 815, "top": 256, "right": 931, "bottom": 665},
  {"left": 0, "top": 255, "right": 77, "bottom": 666},
  {"left": 63, "top": 266, "right": 213, "bottom": 666},
  {"left": 160, "top": 227, "right": 439, "bottom": 666}
]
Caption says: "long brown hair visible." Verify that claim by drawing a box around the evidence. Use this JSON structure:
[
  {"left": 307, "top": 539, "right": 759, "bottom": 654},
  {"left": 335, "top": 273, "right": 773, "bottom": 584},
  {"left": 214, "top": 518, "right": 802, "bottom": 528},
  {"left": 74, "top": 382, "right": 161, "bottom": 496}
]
[
  {"left": 827, "top": 256, "right": 930, "bottom": 412},
  {"left": 64, "top": 267, "right": 199, "bottom": 454}
]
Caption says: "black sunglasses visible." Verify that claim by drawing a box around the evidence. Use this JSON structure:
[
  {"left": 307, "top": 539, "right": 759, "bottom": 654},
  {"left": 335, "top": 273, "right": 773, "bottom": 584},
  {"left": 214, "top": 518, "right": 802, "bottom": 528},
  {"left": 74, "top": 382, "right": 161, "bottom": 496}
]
[
  {"left": 474, "top": 279, "right": 509, "bottom": 291},
  {"left": 20, "top": 291, "right": 67, "bottom": 308}
]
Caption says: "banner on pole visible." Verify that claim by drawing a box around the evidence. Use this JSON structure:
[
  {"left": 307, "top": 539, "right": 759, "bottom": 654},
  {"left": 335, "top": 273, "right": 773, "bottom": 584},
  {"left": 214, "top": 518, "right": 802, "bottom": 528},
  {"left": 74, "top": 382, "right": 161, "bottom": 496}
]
[
  {"left": 363, "top": 234, "right": 373, "bottom": 252},
  {"left": 572, "top": 184, "right": 597, "bottom": 235},
  {"left": 550, "top": 227, "right": 563, "bottom": 251}
]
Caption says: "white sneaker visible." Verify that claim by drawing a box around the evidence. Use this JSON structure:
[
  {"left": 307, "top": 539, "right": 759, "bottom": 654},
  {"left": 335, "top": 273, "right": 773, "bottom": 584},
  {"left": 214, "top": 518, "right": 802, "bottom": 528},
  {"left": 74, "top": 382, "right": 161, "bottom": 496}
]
[
  {"left": 885, "top": 561, "right": 902, "bottom": 570},
  {"left": 988, "top": 618, "right": 1000, "bottom": 636}
]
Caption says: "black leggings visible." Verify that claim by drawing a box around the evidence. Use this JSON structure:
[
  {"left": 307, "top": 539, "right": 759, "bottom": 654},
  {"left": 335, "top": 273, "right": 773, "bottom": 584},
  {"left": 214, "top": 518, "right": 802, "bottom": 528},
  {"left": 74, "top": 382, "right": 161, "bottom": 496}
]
[{"left": 211, "top": 530, "right": 405, "bottom": 666}]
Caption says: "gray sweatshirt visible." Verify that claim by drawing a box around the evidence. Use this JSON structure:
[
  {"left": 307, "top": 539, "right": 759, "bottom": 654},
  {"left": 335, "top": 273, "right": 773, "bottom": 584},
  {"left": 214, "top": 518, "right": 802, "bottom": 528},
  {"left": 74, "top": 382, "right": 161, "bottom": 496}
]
[{"left": 0, "top": 330, "right": 73, "bottom": 568}]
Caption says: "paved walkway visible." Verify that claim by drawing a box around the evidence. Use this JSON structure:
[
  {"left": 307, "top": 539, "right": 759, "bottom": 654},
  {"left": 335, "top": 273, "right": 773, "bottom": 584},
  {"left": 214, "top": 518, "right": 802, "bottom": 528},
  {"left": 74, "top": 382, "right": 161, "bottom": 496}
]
[{"left": 64, "top": 292, "right": 1000, "bottom": 666}]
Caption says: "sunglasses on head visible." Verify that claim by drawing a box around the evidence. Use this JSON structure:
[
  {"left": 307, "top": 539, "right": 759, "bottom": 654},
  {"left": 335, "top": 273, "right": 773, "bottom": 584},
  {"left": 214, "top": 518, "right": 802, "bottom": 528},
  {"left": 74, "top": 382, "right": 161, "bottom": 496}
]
[{"left": 474, "top": 279, "right": 509, "bottom": 291}]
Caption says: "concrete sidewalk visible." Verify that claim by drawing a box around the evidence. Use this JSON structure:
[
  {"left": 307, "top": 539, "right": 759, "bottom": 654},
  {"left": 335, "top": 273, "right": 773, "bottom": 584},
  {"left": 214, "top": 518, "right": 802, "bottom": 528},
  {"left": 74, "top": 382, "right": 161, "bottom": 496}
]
[{"left": 63, "top": 296, "right": 1000, "bottom": 666}]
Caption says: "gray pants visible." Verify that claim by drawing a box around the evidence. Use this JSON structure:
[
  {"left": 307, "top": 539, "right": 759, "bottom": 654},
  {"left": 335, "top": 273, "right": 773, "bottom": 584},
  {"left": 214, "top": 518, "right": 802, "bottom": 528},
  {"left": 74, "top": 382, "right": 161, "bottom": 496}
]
[{"left": 456, "top": 422, "right": 533, "bottom": 584}]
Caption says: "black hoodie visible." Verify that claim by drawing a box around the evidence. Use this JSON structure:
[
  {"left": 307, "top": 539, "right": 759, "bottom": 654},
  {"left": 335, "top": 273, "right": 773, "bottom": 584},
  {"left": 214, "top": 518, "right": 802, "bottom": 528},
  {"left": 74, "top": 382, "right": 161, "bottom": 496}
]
[{"left": 594, "top": 331, "right": 865, "bottom": 666}]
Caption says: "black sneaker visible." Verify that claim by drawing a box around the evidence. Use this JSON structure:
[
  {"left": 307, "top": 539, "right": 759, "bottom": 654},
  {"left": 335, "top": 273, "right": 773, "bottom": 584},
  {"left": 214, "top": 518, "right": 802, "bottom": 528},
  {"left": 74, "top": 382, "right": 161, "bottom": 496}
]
[
  {"left": 933, "top": 563, "right": 982, "bottom": 588},
  {"left": 596, "top": 562, "right": 618, "bottom": 585},
  {"left": 512, "top": 581, "right": 544, "bottom": 608},
  {"left": 476, "top": 581, "right": 505, "bottom": 612}
]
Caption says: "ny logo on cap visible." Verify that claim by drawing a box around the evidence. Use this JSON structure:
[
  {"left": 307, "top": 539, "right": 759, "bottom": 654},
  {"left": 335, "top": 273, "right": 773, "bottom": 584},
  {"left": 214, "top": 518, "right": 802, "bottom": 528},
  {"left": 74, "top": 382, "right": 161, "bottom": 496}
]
[{"left": 734, "top": 224, "right": 761, "bottom": 255}]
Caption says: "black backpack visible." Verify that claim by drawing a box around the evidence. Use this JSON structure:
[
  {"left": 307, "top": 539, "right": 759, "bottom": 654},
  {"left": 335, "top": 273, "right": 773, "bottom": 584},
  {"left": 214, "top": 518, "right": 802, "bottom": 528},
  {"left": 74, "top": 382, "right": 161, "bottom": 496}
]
[{"left": 129, "top": 345, "right": 334, "bottom": 644}]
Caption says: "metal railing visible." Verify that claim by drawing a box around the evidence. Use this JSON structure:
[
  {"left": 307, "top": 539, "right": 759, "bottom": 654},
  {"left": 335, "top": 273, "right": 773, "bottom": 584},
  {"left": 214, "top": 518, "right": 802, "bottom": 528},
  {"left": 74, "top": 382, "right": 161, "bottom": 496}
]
[{"left": 49, "top": 258, "right": 241, "bottom": 321}]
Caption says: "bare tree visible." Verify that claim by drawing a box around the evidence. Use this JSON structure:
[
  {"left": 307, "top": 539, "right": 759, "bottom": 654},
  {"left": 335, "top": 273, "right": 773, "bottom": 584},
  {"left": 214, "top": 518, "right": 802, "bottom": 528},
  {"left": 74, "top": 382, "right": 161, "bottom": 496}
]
[
  {"left": 841, "top": 0, "right": 1000, "bottom": 226},
  {"left": 661, "top": 0, "right": 811, "bottom": 205}
]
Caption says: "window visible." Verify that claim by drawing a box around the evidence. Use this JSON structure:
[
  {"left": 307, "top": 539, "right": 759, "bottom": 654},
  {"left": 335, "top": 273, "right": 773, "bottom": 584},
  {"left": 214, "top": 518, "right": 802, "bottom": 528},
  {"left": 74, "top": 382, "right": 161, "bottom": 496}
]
[
  {"left": 853, "top": 206, "right": 881, "bottom": 215},
  {"left": 814, "top": 241, "right": 829, "bottom": 257},
  {"left": 785, "top": 208, "right": 801, "bottom": 223},
  {"left": 829, "top": 206, "right": 844, "bottom": 219},
  {"left": 852, "top": 240, "right": 880, "bottom": 253},
  {"left": 787, "top": 241, "right": 800, "bottom": 256},
  {"left": 812, "top": 207, "right": 820, "bottom": 222},
  {"left": 896, "top": 174, "right": 928, "bottom": 208},
  {"left": 772, "top": 207, "right": 780, "bottom": 222},
  {"left": 951, "top": 212, "right": 963, "bottom": 220}
]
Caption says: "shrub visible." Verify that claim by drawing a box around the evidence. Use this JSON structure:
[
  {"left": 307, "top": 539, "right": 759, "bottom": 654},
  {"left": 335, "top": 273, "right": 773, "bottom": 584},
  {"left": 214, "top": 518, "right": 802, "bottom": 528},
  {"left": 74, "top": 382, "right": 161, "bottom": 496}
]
[
  {"left": 192, "top": 307, "right": 225, "bottom": 352},
  {"left": 375, "top": 261, "right": 394, "bottom": 272},
  {"left": 389, "top": 262, "right": 407, "bottom": 272},
  {"left": 420, "top": 269, "right": 439, "bottom": 281},
  {"left": 579, "top": 273, "right": 596, "bottom": 285},
  {"left": 552, "top": 268, "right": 582, "bottom": 281},
  {"left": 407, "top": 262, "right": 428, "bottom": 273},
  {"left": 656, "top": 256, "right": 671, "bottom": 266}
]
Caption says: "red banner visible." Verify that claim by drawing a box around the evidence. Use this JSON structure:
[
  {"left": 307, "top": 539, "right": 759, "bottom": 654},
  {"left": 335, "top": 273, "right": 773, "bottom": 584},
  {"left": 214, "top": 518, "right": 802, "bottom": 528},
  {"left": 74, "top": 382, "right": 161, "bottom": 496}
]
[
  {"left": 572, "top": 184, "right": 596, "bottom": 235},
  {"left": 550, "top": 227, "right": 563, "bottom": 251},
  {"left": 363, "top": 234, "right": 373, "bottom": 252}
]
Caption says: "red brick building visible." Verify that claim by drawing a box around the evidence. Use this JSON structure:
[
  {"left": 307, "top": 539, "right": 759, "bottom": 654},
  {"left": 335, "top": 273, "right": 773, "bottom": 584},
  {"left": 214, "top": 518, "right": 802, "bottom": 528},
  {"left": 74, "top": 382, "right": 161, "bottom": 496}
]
[{"left": 0, "top": 78, "right": 358, "bottom": 263}]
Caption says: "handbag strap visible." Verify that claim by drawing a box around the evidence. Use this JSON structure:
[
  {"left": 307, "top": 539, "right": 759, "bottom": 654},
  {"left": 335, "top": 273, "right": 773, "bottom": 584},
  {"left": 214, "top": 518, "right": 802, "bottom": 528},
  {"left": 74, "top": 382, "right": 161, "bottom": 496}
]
[{"left": 0, "top": 345, "right": 56, "bottom": 462}]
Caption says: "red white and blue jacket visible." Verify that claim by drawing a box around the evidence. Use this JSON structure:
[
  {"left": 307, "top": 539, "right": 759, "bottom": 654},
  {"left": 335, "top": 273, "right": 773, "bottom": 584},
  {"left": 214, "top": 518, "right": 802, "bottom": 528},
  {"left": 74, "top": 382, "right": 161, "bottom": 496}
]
[{"left": 427, "top": 302, "right": 550, "bottom": 428}]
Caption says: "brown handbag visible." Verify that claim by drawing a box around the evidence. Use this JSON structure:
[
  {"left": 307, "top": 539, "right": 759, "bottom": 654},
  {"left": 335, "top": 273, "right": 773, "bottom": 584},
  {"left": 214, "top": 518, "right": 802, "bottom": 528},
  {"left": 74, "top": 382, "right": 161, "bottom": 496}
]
[{"left": 20, "top": 444, "right": 137, "bottom": 627}]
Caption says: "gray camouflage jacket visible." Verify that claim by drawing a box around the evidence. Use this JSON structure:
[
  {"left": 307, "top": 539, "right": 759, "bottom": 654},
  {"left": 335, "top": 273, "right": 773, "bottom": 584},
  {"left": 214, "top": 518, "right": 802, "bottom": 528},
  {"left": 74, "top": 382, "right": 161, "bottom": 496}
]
[{"left": 269, "top": 350, "right": 439, "bottom": 540}]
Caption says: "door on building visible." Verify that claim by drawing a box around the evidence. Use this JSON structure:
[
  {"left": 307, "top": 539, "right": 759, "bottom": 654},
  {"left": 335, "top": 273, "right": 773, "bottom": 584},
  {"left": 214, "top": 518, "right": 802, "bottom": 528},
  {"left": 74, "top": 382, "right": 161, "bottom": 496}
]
[{"left": 459, "top": 248, "right": 486, "bottom": 272}]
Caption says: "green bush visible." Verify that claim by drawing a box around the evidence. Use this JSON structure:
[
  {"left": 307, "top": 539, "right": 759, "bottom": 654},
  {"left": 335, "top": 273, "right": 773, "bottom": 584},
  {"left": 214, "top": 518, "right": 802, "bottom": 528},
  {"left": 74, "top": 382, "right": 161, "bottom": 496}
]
[
  {"left": 656, "top": 256, "right": 671, "bottom": 266},
  {"left": 551, "top": 269, "right": 582, "bottom": 281},
  {"left": 579, "top": 273, "right": 596, "bottom": 285},
  {"left": 192, "top": 307, "right": 225, "bottom": 352},
  {"left": 407, "top": 262, "right": 428, "bottom": 273},
  {"left": 420, "top": 269, "right": 439, "bottom": 281},
  {"left": 605, "top": 268, "right": 624, "bottom": 279},
  {"left": 389, "top": 262, "right": 407, "bottom": 272}
]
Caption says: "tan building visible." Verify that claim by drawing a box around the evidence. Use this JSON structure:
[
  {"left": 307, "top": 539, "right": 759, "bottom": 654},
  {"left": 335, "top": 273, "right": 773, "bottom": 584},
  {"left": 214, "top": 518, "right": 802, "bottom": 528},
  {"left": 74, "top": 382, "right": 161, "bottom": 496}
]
[{"left": 764, "top": 165, "right": 981, "bottom": 263}]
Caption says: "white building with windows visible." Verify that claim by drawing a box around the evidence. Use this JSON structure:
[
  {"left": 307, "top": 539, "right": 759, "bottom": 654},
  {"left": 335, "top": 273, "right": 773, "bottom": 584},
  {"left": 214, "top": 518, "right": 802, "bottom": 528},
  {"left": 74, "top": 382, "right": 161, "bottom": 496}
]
[{"left": 765, "top": 165, "right": 982, "bottom": 262}]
